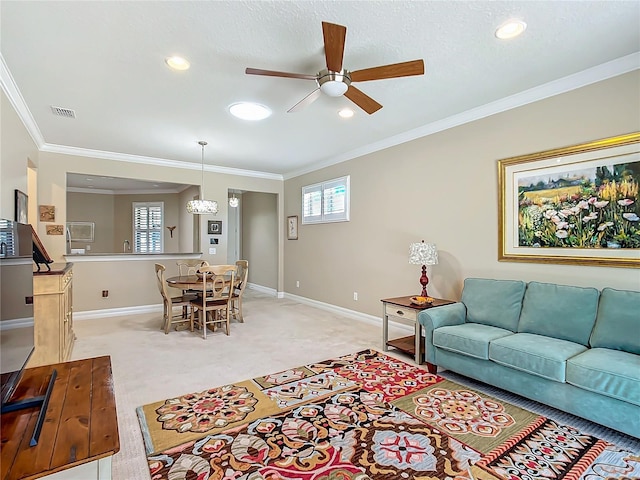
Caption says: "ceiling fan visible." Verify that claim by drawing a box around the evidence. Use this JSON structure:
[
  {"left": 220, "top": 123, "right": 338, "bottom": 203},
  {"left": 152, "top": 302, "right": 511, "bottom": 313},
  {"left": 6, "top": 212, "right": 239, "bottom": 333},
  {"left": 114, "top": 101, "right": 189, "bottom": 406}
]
[{"left": 245, "top": 21, "right": 425, "bottom": 115}]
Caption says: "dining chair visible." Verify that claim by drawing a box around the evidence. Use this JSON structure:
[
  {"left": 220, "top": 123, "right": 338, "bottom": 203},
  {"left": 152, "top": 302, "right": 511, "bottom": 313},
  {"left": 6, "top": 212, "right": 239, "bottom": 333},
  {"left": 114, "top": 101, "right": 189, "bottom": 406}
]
[
  {"left": 230, "top": 260, "right": 248, "bottom": 322},
  {"left": 154, "top": 263, "right": 195, "bottom": 334},
  {"left": 176, "top": 260, "right": 209, "bottom": 296},
  {"left": 189, "top": 265, "right": 236, "bottom": 338}
]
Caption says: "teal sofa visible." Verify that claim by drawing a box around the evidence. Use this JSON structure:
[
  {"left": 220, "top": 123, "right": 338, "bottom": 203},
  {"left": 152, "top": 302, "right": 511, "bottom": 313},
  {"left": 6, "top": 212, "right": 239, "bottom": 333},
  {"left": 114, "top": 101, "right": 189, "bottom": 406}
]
[{"left": 418, "top": 278, "right": 640, "bottom": 438}]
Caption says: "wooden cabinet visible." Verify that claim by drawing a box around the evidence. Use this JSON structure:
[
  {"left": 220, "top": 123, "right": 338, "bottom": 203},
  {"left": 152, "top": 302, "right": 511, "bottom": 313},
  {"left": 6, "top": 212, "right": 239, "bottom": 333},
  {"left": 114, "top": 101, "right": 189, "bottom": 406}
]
[{"left": 29, "top": 263, "right": 74, "bottom": 368}]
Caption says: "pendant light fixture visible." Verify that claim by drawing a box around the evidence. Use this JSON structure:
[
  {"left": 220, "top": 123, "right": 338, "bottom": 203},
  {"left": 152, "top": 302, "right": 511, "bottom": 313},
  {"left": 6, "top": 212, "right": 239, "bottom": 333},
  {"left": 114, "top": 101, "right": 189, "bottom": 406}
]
[
  {"left": 229, "top": 194, "right": 239, "bottom": 208},
  {"left": 186, "top": 141, "right": 218, "bottom": 215}
]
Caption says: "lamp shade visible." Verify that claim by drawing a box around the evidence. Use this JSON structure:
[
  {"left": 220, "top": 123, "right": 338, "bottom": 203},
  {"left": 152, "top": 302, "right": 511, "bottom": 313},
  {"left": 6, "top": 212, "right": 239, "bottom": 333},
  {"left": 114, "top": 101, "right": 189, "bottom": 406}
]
[
  {"left": 409, "top": 242, "right": 438, "bottom": 265},
  {"left": 186, "top": 199, "right": 218, "bottom": 214}
]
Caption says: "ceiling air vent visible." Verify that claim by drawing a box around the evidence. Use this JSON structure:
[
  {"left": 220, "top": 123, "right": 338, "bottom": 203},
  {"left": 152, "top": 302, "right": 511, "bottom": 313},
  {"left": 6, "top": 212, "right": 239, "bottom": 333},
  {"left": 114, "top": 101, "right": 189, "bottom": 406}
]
[{"left": 50, "top": 106, "right": 76, "bottom": 118}]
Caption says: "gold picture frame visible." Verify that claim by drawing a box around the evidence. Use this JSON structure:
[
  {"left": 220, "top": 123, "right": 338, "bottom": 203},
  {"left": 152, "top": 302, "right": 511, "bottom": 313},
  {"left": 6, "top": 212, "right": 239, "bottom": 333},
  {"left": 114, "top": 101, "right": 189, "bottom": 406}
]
[{"left": 498, "top": 132, "right": 640, "bottom": 268}]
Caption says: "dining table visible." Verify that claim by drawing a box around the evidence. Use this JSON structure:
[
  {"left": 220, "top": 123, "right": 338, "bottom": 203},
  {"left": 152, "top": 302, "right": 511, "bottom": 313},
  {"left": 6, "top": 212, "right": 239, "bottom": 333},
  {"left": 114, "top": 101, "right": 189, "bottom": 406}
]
[{"left": 166, "top": 272, "right": 239, "bottom": 292}]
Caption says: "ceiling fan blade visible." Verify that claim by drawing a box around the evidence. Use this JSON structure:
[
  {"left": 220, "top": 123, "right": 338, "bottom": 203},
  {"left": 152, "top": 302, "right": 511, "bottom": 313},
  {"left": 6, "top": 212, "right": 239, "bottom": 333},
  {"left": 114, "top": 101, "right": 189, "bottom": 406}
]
[
  {"left": 322, "top": 21, "right": 347, "bottom": 72},
  {"left": 344, "top": 85, "right": 382, "bottom": 114},
  {"left": 245, "top": 67, "right": 317, "bottom": 81},
  {"left": 287, "top": 88, "right": 322, "bottom": 113},
  {"left": 350, "top": 59, "right": 425, "bottom": 82}
]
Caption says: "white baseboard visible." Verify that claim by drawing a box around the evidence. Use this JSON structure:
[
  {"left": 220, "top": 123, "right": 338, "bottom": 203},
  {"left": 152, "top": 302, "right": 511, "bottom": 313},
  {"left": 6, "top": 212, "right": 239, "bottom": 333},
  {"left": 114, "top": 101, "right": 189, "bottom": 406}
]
[
  {"left": 74, "top": 304, "right": 162, "bottom": 320},
  {"left": 0, "top": 317, "right": 34, "bottom": 330},
  {"left": 31, "top": 291, "right": 413, "bottom": 334},
  {"left": 282, "top": 292, "right": 413, "bottom": 332}
]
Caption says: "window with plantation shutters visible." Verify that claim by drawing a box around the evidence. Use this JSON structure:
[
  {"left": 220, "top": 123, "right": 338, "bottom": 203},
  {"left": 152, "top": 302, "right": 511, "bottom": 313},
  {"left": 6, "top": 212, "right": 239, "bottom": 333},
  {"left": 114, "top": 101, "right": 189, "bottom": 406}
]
[
  {"left": 133, "top": 202, "right": 163, "bottom": 253},
  {"left": 302, "top": 175, "right": 350, "bottom": 224}
]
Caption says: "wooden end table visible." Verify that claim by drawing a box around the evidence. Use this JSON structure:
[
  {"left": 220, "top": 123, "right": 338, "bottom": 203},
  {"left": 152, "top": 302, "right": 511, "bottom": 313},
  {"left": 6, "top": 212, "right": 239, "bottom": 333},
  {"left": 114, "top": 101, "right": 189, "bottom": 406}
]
[{"left": 381, "top": 296, "right": 455, "bottom": 371}]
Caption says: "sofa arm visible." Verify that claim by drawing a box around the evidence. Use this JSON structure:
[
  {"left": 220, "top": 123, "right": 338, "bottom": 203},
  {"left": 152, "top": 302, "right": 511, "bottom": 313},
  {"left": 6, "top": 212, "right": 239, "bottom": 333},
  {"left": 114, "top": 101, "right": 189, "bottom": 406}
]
[{"left": 418, "top": 303, "right": 466, "bottom": 365}]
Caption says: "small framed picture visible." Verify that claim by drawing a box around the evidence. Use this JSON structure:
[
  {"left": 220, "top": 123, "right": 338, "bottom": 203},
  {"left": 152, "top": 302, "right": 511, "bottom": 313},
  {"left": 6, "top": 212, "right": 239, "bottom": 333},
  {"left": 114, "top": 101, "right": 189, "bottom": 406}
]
[
  {"left": 207, "top": 220, "right": 222, "bottom": 235},
  {"left": 14, "top": 189, "right": 28, "bottom": 224},
  {"left": 39, "top": 205, "right": 56, "bottom": 222},
  {"left": 287, "top": 215, "right": 298, "bottom": 240}
]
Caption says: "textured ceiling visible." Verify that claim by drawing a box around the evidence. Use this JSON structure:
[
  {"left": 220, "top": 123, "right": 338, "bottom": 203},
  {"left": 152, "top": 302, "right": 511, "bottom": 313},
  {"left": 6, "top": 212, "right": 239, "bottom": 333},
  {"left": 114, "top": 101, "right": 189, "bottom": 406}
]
[{"left": 1, "top": 1, "right": 639, "bottom": 179}]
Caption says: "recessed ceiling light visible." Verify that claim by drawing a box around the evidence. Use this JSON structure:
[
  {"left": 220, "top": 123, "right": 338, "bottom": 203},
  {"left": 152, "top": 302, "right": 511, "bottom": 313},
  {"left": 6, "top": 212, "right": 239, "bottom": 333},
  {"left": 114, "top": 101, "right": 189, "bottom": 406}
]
[
  {"left": 338, "top": 108, "right": 354, "bottom": 118},
  {"left": 495, "top": 19, "right": 527, "bottom": 40},
  {"left": 229, "top": 102, "right": 272, "bottom": 121},
  {"left": 165, "top": 56, "right": 190, "bottom": 71}
]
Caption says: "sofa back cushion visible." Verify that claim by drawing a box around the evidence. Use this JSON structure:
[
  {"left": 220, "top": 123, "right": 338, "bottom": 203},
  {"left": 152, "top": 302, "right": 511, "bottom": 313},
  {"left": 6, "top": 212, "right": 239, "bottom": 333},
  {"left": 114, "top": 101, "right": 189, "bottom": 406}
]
[
  {"left": 590, "top": 288, "right": 640, "bottom": 355},
  {"left": 518, "top": 282, "right": 599, "bottom": 346},
  {"left": 461, "top": 278, "right": 526, "bottom": 331}
]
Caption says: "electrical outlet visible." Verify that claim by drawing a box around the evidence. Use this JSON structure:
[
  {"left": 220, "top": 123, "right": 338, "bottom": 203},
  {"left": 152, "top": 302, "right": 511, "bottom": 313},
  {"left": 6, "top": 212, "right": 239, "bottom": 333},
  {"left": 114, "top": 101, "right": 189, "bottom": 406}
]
[
  {"left": 296, "top": 281, "right": 300, "bottom": 288},
  {"left": 102, "top": 290, "right": 108, "bottom": 298},
  {"left": 209, "top": 247, "right": 216, "bottom": 254},
  {"left": 353, "top": 292, "right": 358, "bottom": 301}
]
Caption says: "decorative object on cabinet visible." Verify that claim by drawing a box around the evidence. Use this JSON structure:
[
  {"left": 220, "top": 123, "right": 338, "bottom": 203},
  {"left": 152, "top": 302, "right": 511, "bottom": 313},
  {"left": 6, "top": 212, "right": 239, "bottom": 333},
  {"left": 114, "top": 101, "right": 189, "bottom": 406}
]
[
  {"left": 186, "top": 140, "right": 218, "bottom": 215},
  {"left": 39, "top": 205, "right": 56, "bottom": 222},
  {"left": 498, "top": 131, "right": 640, "bottom": 268},
  {"left": 409, "top": 240, "right": 438, "bottom": 297},
  {"left": 208, "top": 220, "right": 222, "bottom": 235},
  {"left": 30, "top": 263, "right": 75, "bottom": 367},
  {"left": 14, "top": 189, "right": 28, "bottom": 224},
  {"left": 287, "top": 215, "right": 298, "bottom": 240},
  {"left": 31, "top": 225, "right": 54, "bottom": 271}
]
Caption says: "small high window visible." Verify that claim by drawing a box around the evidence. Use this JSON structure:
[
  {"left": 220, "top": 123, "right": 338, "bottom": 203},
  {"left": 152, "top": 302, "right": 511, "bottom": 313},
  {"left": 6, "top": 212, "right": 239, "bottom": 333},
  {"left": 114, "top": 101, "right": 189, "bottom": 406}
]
[{"left": 302, "top": 175, "right": 350, "bottom": 224}]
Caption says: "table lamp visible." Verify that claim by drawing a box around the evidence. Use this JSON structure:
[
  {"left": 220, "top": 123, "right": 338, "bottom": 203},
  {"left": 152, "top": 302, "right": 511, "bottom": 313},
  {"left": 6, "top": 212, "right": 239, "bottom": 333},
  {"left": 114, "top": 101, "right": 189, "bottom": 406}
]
[{"left": 409, "top": 241, "right": 438, "bottom": 297}]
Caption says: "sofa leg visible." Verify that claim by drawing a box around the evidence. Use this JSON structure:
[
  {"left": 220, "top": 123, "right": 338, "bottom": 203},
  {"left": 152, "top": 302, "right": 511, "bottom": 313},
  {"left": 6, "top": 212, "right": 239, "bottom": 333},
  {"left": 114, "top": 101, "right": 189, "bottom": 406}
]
[{"left": 426, "top": 362, "right": 437, "bottom": 374}]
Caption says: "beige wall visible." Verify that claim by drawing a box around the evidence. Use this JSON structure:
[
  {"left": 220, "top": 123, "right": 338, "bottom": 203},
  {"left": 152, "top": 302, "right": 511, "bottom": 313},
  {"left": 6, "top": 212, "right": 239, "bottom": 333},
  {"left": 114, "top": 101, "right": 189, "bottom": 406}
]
[
  {"left": 242, "top": 192, "right": 278, "bottom": 290},
  {"left": 67, "top": 192, "right": 115, "bottom": 253},
  {"left": 1, "top": 91, "right": 38, "bottom": 221},
  {"left": 284, "top": 71, "right": 640, "bottom": 317}
]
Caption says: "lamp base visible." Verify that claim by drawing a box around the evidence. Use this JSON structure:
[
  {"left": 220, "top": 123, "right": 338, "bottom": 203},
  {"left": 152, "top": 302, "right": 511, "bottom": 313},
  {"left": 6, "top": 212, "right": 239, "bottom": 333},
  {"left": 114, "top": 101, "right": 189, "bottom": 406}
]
[{"left": 419, "top": 264, "right": 429, "bottom": 298}]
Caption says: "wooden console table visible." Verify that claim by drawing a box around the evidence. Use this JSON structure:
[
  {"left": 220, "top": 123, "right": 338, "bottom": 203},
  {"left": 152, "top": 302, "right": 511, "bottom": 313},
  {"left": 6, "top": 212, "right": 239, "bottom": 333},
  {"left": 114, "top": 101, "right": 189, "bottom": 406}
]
[
  {"left": 381, "top": 296, "right": 455, "bottom": 370},
  {"left": 1, "top": 356, "right": 119, "bottom": 480}
]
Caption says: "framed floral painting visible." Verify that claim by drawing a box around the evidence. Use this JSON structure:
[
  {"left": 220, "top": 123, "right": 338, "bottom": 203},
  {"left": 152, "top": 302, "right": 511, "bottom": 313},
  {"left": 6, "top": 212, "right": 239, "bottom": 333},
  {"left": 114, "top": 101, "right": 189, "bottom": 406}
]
[{"left": 498, "top": 132, "right": 640, "bottom": 268}]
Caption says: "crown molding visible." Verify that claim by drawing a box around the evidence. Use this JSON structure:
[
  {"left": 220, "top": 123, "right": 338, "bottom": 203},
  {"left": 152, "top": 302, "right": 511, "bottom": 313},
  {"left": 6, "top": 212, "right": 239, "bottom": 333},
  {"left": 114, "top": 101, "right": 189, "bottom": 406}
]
[
  {"left": 0, "top": 54, "right": 45, "bottom": 148},
  {"left": 283, "top": 52, "right": 640, "bottom": 180},
  {"left": 40, "top": 143, "right": 283, "bottom": 180}
]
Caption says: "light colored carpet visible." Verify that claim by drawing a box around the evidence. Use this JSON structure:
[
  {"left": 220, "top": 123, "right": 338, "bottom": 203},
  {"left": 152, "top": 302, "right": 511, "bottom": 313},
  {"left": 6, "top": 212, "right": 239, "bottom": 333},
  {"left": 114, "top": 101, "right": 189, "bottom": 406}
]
[{"left": 71, "top": 290, "right": 639, "bottom": 480}]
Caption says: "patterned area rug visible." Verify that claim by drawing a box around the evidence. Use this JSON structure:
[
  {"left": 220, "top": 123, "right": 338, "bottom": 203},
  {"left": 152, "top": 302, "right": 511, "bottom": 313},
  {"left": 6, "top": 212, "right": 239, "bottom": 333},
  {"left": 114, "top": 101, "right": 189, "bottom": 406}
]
[{"left": 136, "top": 349, "right": 639, "bottom": 479}]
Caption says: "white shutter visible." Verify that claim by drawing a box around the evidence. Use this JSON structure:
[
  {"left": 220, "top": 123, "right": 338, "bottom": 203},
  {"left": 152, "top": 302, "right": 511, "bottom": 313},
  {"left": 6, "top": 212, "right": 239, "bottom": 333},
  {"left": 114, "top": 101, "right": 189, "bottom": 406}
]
[
  {"left": 322, "top": 176, "right": 349, "bottom": 222},
  {"left": 133, "top": 202, "right": 163, "bottom": 253},
  {"left": 301, "top": 176, "right": 350, "bottom": 224},
  {"left": 302, "top": 183, "right": 323, "bottom": 224}
]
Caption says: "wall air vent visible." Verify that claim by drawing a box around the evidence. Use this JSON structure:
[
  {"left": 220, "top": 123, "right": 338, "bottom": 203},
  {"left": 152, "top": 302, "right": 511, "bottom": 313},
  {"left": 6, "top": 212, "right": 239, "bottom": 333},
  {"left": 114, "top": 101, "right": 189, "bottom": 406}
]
[{"left": 50, "top": 106, "right": 76, "bottom": 118}]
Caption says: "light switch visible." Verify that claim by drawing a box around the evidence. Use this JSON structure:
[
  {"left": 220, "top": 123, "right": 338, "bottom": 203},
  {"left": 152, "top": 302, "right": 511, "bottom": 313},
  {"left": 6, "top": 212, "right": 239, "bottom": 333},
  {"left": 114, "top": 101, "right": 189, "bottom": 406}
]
[{"left": 209, "top": 247, "right": 216, "bottom": 254}]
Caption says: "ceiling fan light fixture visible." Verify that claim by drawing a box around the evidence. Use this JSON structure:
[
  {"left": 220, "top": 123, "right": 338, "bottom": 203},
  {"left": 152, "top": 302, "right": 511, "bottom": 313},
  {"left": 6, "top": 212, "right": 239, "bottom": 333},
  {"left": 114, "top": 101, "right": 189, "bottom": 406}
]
[
  {"left": 320, "top": 80, "right": 348, "bottom": 97},
  {"left": 165, "top": 56, "right": 190, "bottom": 71},
  {"left": 229, "top": 102, "right": 272, "bottom": 121},
  {"left": 318, "top": 69, "right": 351, "bottom": 97},
  {"left": 338, "top": 108, "right": 354, "bottom": 118},
  {"left": 495, "top": 19, "right": 527, "bottom": 39}
]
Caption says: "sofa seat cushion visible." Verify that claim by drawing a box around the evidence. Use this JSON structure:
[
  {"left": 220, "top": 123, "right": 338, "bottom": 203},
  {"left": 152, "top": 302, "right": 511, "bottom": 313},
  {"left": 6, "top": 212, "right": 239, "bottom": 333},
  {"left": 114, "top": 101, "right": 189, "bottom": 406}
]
[
  {"left": 433, "top": 323, "right": 514, "bottom": 360},
  {"left": 567, "top": 348, "right": 640, "bottom": 407},
  {"left": 489, "top": 333, "right": 587, "bottom": 382}
]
